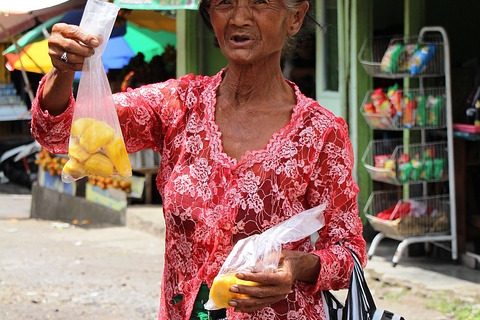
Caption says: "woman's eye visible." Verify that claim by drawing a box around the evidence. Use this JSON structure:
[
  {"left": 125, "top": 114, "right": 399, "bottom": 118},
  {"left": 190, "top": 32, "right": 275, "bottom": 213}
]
[
  {"left": 215, "top": 0, "right": 233, "bottom": 6},
  {"left": 253, "top": 0, "right": 268, "bottom": 4}
]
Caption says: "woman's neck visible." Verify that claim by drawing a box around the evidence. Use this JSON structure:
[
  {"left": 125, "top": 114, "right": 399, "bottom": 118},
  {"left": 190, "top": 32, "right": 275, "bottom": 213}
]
[{"left": 219, "top": 61, "right": 294, "bottom": 109}]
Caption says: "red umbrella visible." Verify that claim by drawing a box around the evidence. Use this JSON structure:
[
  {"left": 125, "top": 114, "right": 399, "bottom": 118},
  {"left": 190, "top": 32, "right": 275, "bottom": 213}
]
[{"left": 0, "top": 0, "right": 86, "bottom": 42}]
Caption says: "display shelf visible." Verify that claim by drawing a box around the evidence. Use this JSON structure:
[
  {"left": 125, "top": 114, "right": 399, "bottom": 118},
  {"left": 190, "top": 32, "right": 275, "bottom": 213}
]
[
  {"left": 360, "top": 26, "right": 457, "bottom": 266},
  {"left": 453, "top": 123, "right": 480, "bottom": 134},
  {"left": 362, "top": 140, "right": 448, "bottom": 185},
  {"left": 358, "top": 33, "right": 445, "bottom": 79},
  {"left": 361, "top": 87, "right": 447, "bottom": 130}
]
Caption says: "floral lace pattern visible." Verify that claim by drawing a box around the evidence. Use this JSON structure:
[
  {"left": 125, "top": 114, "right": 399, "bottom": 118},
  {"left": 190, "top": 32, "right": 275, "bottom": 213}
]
[{"left": 31, "top": 70, "right": 366, "bottom": 320}]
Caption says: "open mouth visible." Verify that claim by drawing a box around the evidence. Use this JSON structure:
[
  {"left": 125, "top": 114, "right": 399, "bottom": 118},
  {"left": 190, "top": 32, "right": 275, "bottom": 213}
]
[{"left": 230, "top": 34, "right": 253, "bottom": 44}]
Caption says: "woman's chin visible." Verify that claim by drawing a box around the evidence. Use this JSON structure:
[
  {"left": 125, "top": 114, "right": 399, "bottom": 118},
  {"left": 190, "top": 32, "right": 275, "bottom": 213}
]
[
  {"left": 225, "top": 53, "right": 278, "bottom": 69},
  {"left": 223, "top": 52, "right": 256, "bottom": 65}
]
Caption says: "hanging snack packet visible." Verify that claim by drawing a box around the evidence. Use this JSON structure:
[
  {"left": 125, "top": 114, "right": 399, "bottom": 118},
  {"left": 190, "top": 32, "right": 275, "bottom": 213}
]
[
  {"left": 62, "top": 0, "right": 132, "bottom": 183},
  {"left": 204, "top": 203, "right": 327, "bottom": 310},
  {"left": 380, "top": 43, "right": 404, "bottom": 73},
  {"left": 409, "top": 44, "right": 436, "bottom": 76}
]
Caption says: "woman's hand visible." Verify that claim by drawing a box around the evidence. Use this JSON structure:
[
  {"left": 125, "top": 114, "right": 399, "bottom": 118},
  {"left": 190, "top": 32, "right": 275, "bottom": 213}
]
[
  {"left": 47, "top": 23, "right": 99, "bottom": 73},
  {"left": 228, "top": 268, "right": 294, "bottom": 313},
  {"left": 40, "top": 23, "right": 101, "bottom": 115},
  {"left": 228, "top": 250, "right": 320, "bottom": 313}
]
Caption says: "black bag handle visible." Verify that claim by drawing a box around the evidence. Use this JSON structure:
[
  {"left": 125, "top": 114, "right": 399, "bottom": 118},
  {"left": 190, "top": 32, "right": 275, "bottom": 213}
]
[
  {"left": 342, "top": 249, "right": 377, "bottom": 320},
  {"left": 324, "top": 249, "right": 405, "bottom": 320}
]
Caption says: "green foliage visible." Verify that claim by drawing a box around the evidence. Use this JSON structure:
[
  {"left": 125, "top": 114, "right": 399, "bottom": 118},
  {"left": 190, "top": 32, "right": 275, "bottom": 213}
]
[{"left": 426, "top": 293, "right": 480, "bottom": 320}]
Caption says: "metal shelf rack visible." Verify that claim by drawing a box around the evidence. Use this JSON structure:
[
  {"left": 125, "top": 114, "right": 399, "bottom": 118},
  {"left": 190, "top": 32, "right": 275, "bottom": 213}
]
[{"left": 359, "top": 26, "right": 457, "bottom": 266}]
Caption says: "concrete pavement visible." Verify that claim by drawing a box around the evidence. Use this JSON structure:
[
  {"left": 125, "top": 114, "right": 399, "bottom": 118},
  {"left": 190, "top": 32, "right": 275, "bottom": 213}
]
[
  {"left": 0, "top": 194, "right": 31, "bottom": 219},
  {"left": 2, "top": 192, "right": 480, "bottom": 318},
  {"left": 0, "top": 218, "right": 163, "bottom": 320}
]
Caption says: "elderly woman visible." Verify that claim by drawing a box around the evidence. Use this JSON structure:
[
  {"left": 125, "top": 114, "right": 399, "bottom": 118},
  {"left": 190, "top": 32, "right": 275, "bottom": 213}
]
[{"left": 31, "top": 0, "right": 366, "bottom": 319}]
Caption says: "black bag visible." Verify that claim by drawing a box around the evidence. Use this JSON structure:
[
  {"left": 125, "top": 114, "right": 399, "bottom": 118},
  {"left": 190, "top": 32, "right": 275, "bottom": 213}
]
[{"left": 323, "top": 251, "right": 406, "bottom": 320}]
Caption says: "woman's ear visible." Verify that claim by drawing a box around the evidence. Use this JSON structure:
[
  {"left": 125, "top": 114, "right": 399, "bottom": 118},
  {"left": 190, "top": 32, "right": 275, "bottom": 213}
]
[{"left": 287, "top": 1, "right": 310, "bottom": 37}]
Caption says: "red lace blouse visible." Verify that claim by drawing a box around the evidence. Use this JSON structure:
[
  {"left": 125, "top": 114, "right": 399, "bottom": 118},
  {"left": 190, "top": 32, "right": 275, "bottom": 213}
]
[{"left": 31, "top": 69, "right": 366, "bottom": 320}]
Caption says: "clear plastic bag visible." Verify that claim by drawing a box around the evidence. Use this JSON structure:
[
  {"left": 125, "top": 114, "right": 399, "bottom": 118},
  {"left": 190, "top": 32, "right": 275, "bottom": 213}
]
[
  {"left": 204, "top": 203, "right": 327, "bottom": 310},
  {"left": 62, "top": 0, "right": 132, "bottom": 183}
]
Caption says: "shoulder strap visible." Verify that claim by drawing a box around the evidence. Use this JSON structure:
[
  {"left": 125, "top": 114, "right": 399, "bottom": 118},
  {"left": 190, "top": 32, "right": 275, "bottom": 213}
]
[{"left": 342, "top": 250, "right": 377, "bottom": 320}]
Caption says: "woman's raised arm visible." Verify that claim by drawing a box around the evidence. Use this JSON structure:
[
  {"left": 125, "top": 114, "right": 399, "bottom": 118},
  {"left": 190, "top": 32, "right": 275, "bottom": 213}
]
[{"left": 41, "top": 23, "right": 99, "bottom": 115}]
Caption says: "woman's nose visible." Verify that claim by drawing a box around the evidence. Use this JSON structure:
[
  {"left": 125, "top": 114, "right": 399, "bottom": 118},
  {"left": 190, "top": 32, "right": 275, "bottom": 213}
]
[{"left": 229, "top": 3, "right": 254, "bottom": 25}]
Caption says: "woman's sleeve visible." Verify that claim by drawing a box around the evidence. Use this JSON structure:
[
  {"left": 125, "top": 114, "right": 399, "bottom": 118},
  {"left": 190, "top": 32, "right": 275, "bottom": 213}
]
[
  {"left": 31, "top": 75, "right": 189, "bottom": 154},
  {"left": 30, "top": 76, "right": 75, "bottom": 154},
  {"left": 305, "top": 117, "right": 367, "bottom": 292},
  {"left": 113, "top": 79, "right": 187, "bottom": 154}
]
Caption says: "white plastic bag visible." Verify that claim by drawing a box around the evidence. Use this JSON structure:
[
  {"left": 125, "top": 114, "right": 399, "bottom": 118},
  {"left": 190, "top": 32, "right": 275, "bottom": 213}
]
[
  {"left": 204, "top": 203, "right": 327, "bottom": 310},
  {"left": 62, "top": 0, "right": 132, "bottom": 183}
]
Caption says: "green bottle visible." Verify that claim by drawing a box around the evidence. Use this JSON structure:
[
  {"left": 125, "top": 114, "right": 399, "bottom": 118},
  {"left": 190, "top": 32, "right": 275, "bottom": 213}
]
[{"left": 416, "top": 95, "right": 426, "bottom": 127}]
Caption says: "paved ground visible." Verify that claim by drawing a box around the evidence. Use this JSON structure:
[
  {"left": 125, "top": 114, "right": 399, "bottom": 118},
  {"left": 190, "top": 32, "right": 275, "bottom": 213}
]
[
  {"left": 0, "top": 219, "right": 164, "bottom": 320},
  {"left": 364, "top": 245, "right": 480, "bottom": 320},
  {"left": 1, "top": 191, "right": 480, "bottom": 319}
]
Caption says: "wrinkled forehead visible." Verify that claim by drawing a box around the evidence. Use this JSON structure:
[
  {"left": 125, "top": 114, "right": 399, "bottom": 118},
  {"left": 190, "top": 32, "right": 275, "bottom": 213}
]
[
  {"left": 199, "top": 0, "right": 307, "bottom": 30},
  {"left": 201, "top": 0, "right": 297, "bottom": 8}
]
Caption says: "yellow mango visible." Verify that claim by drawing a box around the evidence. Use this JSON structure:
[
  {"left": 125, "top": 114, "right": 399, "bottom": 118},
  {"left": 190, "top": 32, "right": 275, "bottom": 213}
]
[
  {"left": 62, "top": 158, "right": 86, "bottom": 180},
  {"left": 79, "top": 119, "right": 115, "bottom": 154},
  {"left": 104, "top": 137, "right": 132, "bottom": 177},
  {"left": 71, "top": 117, "right": 95, "bottom": 137},
  {"left": 209, "top": 274, "right": 259, "bottom": 309},
  {"left": 68, "top": 141, "right": 90, "bottom": 163},
  {"left": 84, "top": 153, "right": 114, "bottom": 177}
]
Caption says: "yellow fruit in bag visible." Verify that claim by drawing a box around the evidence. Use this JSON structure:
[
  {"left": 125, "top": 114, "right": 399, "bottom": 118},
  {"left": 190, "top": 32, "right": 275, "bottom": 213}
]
[
  {"left": 78, "top": 119, "right": 115, "bottom": 153},
  {"left": 104, "top": 137, "right": 132, "bottom": 177},
  {"left": 84, "top": 153, "right": 114, "bottom": 177},
  {"left": 209, "top": 274, "right": 259, "bottom": 309},
  {"left": 71, "top": 117, "right": 95, "bottom": 137},
  {"left": 68, "top": 118, "right": 130, "bottom": 178},
  {"left": 63, "top": 158, "right": 86, "bottom": 179},
  {"left": 68, "top": 141, "right": 90, "bottom": 163}
]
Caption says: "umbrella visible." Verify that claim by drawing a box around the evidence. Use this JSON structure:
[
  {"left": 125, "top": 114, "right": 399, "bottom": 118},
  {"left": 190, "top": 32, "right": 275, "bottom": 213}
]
[
  {"left": 0, "top": 0, "right": 86, "bottom": 42},
  {"left": 124, "top": 10, "right": 176, "bottom": 33},
  {"left": 0, "top": 1, "right": 73, "bottom": 13},
  {"left": 3, "top": 11, "right": 176, "bottom": 73}
]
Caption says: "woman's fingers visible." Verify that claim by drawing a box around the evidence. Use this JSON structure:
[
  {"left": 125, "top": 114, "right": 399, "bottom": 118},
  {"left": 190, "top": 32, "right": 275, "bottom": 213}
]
[
  {"left": 48, "top": 23, "right": 99, "bottom": 72},
  {"left": 228, "top": 271, "right": 294, "bottom": 313},
  {"left": 54, "top": 23, "right": 100, "bottom": 47},
  {"left": 237, "top": 270, "right": 293, "bottom": 287},
  {"left": 48, "top": 46, "right": 85, "bottom": 72},
  {"left": 230, "top": 293, "right": 291, "bottom": 313},
  {"left": 233, "top": 281, "right": 291, "bottom": 298}
]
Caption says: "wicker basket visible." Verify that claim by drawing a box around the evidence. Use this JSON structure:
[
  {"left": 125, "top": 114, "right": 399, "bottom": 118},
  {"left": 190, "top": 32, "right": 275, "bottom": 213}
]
[
  {"left": 366, "top": 211, "right": 449, "bottom": 238},
  {"left": 364, "top": 191, "right": 450, "bottom": 239}
]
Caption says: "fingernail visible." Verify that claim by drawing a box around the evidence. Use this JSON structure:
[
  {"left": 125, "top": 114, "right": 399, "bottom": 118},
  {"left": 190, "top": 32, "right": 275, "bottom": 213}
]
[
  {"left": 230, "top": 285, "right": 239, "bottom": 293},
  {"left": 236, "top": 273, "right": 244, "bottom": 279},
  {"left": 90, "top": 38, "right": 99, "bottom": 46},
  {"left": 229, "top": 300, "right": 238, "bottom": 307}
]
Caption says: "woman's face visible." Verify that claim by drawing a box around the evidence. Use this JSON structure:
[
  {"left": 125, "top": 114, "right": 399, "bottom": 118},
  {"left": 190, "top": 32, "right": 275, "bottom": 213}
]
[{"left": 208, "top": 0, "right": 307, "bottom": 65}]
